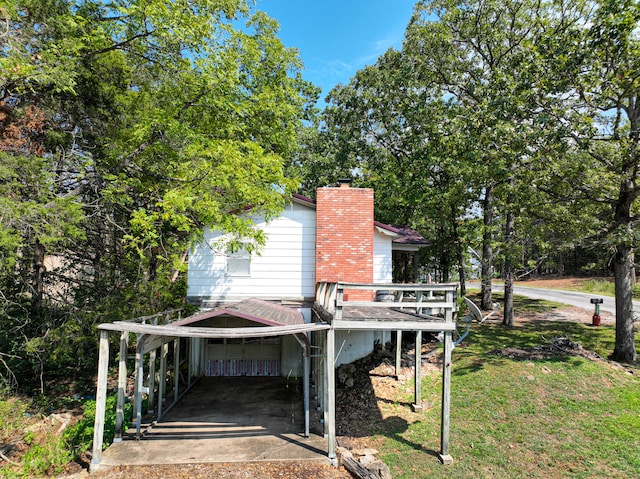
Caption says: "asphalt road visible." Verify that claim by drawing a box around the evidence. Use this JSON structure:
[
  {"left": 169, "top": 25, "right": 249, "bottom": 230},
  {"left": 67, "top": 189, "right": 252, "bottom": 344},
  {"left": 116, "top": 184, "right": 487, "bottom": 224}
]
[{"left": 476, "top": 284, "right": 640, "bottom": 319}]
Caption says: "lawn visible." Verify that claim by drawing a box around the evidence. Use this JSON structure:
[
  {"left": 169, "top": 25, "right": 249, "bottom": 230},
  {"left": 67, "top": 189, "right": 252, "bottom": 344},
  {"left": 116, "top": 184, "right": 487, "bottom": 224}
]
[{"left": 367, "top": 302, "right": 640, "bottom": 479}]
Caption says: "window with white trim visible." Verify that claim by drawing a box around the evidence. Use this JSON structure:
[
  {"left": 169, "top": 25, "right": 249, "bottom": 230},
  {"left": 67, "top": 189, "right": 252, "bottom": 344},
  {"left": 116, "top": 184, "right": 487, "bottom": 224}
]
[{"left": 226, "top": 246, "right": 251, "bottom": 276}]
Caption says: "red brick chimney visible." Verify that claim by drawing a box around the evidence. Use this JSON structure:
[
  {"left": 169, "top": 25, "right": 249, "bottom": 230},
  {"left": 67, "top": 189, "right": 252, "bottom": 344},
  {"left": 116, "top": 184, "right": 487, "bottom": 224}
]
[{"left": 315, "top": 182, "right": 374, "bottom": 300}]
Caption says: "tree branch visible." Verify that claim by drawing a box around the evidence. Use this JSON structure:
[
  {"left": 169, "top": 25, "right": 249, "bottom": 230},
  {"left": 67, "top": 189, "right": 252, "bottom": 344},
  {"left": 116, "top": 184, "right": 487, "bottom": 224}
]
[{"left": 85, "top": 29, "right": 155, "bottom": 57}]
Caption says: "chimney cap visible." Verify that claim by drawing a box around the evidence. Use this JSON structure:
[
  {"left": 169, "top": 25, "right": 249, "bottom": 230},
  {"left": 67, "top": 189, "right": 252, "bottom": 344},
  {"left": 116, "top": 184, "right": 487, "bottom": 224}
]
[{"left": 337, "top": 178, "right": 352, "bottom": 187}]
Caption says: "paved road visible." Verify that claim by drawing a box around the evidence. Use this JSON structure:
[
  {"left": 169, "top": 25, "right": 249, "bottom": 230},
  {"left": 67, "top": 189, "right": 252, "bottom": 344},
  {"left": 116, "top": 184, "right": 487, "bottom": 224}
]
[{"left": 473, "top": 283, "right": 640, "bottom": 319}]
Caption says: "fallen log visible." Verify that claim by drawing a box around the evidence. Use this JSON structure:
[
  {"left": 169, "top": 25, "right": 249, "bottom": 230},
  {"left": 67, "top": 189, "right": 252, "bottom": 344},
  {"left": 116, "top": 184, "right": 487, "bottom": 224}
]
[{"left": 341, "top": 455, "right": 379, "bottom": 479}]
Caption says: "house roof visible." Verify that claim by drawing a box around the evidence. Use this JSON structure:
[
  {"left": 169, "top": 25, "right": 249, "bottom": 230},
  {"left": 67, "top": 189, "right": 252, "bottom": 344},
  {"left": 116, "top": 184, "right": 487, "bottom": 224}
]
[
  {"left": 173, "top": 298, "right": 305, "bottom": 327},
  {"left": 375, "top": 222, "right": 429, "bottom": 246},
  {"left": 291, "top": 194, "right": 428, "bottom": 247},
  {"left": 99, "top": 298, "right": 326, "bottom": 339}
]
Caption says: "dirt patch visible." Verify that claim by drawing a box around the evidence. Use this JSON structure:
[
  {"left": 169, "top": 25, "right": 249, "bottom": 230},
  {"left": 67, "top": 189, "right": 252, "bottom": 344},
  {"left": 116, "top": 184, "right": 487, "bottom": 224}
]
[
  {"left": 513, "top": 306, "right": 615, "bottom": 326},
  {"left": 86, "top": 462, "right": 352, "bottom": 479},
  {"left": 489, "top": 336, "right": 604, "bottom": 362}
]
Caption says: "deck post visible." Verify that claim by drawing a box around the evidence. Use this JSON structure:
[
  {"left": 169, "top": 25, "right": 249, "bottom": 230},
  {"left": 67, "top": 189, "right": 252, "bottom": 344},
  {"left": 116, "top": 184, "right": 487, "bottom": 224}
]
[
  {"left": 186, "top": 338, "right": 192, "bottom": 389},
  {"left": 114, "top": 331, "right": 128, "bottom": 441},
  {"left": 439, "top": 330, "right": 454, "bottom": 465},
  {"left": 90, "top": 330, "right": 110, "bottom": 469},
  {"left": 158, "top": 341, "right": 168, "bottom": 419},
  {"left": 132, "top": 334, "right": 141, "bottom": 426},
  {"left": 335, "top": 285, "right": 343, "bottom": 320},
  {"left": 200, "top": 337, "right": 206, "bottom": 377},
  {"left": 326, "top": 327, "right": 337, "bottom": 463},
  {"left": 395, "top": 330, "right": 402, "bottom": 379},
  {"left": 134, "top": 337, "right": 145, "bottom": 438},
  {"left": 412, "top": 330, "right": 423, "bottom": 411},
  {"left": 174, "top": 338, "right": 180, "bottom": 403},
  {"left": 303, "top": 348, "right": 310, "bottom": 437},
  {"left": 148, "top": 348, "right": 156, "bottom": 414}
]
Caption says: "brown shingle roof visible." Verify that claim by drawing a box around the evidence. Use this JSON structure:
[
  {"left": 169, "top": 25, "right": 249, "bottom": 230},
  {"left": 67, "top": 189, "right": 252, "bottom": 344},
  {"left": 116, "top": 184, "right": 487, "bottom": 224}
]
[{"left": 172, "top": 298, "right": 304, "bottom": 327}]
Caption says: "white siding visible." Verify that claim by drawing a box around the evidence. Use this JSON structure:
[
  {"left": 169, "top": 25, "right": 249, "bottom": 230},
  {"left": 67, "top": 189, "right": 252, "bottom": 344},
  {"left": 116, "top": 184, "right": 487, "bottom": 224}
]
[
  {"left": 187, "top": 201, "right": 316, "bottom": 304},
  {"left": 374, "top": 230, "right": 393, "bottom": 283}
]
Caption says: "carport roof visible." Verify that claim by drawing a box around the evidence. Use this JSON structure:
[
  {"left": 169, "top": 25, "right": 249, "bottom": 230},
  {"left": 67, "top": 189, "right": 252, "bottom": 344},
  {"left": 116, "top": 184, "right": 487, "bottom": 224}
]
[
  {"left": 98, "top": 298, "right": 328, "bottom": 338},
  {"left": 173, "top": 298, "right": 304, "bottom": 327}
]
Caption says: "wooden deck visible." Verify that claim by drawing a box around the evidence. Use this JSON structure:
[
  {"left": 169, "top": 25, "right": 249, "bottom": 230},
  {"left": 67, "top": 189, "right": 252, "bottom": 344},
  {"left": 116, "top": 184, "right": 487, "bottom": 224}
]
[
  {"left": 313, "top": 281, "right": 458, "bottom": 466},
  {"left": 335, "top": 305, "right": 457, "bottom": 331}
]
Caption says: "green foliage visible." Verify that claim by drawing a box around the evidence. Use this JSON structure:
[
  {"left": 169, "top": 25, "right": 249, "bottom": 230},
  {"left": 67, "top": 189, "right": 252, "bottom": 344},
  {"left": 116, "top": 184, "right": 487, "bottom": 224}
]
[
  {"left": 0, "top": 398, "right": 29, "bottom": 440},
  {"left": 303, "top": 0, "right": 638, "bottom": 355},
  {"left": 0, "top": 398, "right": 73, "bottom": 478},
  {"left": 15, "top": 433, "right": 72, "bottom": 478},
  {"left": 1, "top": 0, "right": 315, "bottom": 393},
  {"left": 64, "top": 394, "right": 133, "bottom": 456}
]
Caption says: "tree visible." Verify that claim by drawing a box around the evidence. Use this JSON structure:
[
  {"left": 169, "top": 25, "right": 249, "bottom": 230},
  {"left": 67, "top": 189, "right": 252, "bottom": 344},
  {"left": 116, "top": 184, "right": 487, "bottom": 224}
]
[
  {"left": 405, "top": 0, "right": 559, "bottom": 324},
  {"left": 0, "top": 0, "right": 315, "bottom": 389},
  {"left": 529, "top": 0, "right": 640, "bottom": 362},
  {"left": 316, "top": 48, "right": 478, "bottom": 288}
]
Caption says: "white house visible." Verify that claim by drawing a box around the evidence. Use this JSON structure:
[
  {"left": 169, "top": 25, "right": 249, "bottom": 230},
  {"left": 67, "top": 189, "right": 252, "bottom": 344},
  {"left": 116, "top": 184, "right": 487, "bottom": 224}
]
[
  {"left": 186, "top": 182, "right": 428, "bottom": 376},
  {"left": 90, "top": 183, "right": 461, "bottom": 468}
]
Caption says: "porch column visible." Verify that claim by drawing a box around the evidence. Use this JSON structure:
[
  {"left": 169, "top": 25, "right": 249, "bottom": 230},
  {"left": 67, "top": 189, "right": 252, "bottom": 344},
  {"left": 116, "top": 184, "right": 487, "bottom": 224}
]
[
  {"left": 326, "top": 327, "right": 336, "bottom": 463},
  {"left": 90, "top": 330, "right": 110, "bottom": 469},
  {"left": 147, "top": 348, "right": 156, "bottom": 415},
  {"left": 173, "top": 338, "right": 180, "bottom": 403},
  {"left": 135, "top": 336, "right": 145, "bottom": 438},
  {"left": 412, "top": 331, "right": 423, "bottom": 411},
  {"left": 114, "top": 331, "right": 128, "bottom": 441},
  {"left": 186, "top": 338, "right": 192, "bottom": 389},
  {"left": 303, "top": 347, "right": 310, "bottom": 438},
  {"left": 158, "top": 341, "right": 168, "bottom": 419},
  {"left": 395, "top": 330, "right": 402, "bottom": 379},
  {"left": 439, "top": 330, "right": 454, "bottom": 465}
]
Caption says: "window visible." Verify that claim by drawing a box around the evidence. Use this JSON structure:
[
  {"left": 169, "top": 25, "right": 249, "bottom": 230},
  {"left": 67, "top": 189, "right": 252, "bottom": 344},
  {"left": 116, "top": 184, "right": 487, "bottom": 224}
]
[{"left": 226, "top": 246, "right": 251, "bottom": 276}]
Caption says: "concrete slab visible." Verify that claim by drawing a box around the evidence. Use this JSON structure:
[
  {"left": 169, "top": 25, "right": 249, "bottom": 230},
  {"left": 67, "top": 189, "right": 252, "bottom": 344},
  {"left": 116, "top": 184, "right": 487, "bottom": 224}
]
[{"left": 99, "top": 377, "right": 329, "bottom": 468}]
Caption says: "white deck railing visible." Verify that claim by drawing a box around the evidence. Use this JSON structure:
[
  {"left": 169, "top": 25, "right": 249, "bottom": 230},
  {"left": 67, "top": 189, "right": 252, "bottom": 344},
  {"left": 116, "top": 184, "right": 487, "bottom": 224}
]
[{"left": 314, "top": 281, "right": 459, "bottom": 322}]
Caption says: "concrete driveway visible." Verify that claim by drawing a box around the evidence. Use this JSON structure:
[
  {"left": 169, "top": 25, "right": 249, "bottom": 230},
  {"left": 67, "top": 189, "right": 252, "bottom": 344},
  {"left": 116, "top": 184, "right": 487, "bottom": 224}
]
[
  {"left": 97, "top": 377, "right": 329, "bottom": 469},
  {"left": 469, "top": 282, "right": 640, "bottom": 319}
]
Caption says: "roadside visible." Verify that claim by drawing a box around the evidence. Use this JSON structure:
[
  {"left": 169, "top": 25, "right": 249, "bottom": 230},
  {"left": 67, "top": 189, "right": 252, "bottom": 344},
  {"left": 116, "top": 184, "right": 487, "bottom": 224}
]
[{"left": 467, "top": 276, "right": 640, "bottom": 319}]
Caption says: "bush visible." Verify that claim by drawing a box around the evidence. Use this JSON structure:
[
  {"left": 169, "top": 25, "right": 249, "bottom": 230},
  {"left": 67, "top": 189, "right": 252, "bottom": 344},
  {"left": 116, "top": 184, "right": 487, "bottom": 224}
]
[{"left": 64, "top": 394, "right": 132, "bottom": 457}]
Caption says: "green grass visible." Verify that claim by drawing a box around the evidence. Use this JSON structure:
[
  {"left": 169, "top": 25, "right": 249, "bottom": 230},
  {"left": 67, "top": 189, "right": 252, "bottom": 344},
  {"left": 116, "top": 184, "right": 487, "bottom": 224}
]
[
  {"left": 374, "top": 318, "right": 640, "bottom": 479},
  {"left": 575, "top": 279, "right": 617, "bottom": 297},
  {"left": 0, "top": 394, "right": 131, "bottom": 478}
]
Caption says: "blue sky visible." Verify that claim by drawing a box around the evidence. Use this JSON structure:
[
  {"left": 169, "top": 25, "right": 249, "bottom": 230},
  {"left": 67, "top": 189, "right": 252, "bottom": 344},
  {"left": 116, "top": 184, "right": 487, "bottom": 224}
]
[{"left": 255, "top": 0, "right": 417, "bottom": 104}]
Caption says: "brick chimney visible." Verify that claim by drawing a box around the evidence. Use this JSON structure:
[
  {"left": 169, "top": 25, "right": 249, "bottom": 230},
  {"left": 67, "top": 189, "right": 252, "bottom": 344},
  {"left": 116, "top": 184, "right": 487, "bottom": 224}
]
[{"left": 316, "top": 182, "right": 374, "bottom": 300}]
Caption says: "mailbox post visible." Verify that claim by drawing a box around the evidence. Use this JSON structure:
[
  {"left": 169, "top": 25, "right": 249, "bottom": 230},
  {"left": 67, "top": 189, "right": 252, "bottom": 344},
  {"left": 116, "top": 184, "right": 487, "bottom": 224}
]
[{"left": 590, "top": 298, "right": 603, "bottom": 326}]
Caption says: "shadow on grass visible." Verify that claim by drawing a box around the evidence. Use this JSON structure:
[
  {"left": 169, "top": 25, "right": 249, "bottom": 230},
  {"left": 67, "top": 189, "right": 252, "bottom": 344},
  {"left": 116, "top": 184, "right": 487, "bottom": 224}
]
[
  {"left": 377, "top": 417, "right": 441, "bottom": 459},
  {"left": 447, "top": 315, "right": 620, "bottom": 377},
  {"left": 465, "top": 291, "right": 565, "bottom": 314}
]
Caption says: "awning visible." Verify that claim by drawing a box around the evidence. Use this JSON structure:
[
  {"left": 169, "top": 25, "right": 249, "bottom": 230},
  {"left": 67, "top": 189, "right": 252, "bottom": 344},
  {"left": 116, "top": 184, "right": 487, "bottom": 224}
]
[{"left": 98, "top": 298, "right": 329, "bottom": 338}]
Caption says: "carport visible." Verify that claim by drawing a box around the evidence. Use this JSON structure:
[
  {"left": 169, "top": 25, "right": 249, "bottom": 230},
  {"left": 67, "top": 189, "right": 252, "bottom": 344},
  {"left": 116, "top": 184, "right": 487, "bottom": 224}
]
[{"left": 90, "top": 299, "right": 329, "bottom": 471}]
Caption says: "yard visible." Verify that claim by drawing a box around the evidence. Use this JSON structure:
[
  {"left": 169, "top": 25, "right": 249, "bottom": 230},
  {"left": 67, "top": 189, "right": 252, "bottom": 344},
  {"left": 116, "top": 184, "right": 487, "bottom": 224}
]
[
  {"left": 1, "top": 292, "right": 639, "bottom": 478},
  {"left": 336, "top": 294, "right": 640, "bottom": 479}
]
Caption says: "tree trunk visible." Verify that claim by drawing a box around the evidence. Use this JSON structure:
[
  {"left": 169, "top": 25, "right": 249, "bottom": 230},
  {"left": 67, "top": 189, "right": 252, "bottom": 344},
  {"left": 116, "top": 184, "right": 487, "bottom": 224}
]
[
  {"left": 32, "top": 238, "right": 46, "bottom": 314},
  {"left": 149, "top": 246, "right": 159, "bottom": 281},
  {"left": 481, "top": 183, "right": 494, "bottom": 309},
  {"left": 612, "top": 243, "right": 637, "bottom": 362},
  {"left": 610, "top": 179, "right": 638, "bottom": 363},
  {"left": 170, "top": 247, "right": 190, "bottom": 283},
  {"left": 452, "top": 207, "right": 466, "bottom": 296},
  {"left": 503, "top": 177, "right": 516, "bottom": 327}
]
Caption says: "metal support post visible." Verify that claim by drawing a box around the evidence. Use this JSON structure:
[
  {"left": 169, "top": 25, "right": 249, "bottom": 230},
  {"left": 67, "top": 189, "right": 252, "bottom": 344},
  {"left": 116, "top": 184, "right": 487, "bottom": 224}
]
[
  {"left": 90, "top": 330, "right": 110, "bottom": 469},
  {"left": 439, "top": 330, "right": 454, "bottom": 465},
  {"left": 114, "top": 331, "right": 128, "bottom": 441}
]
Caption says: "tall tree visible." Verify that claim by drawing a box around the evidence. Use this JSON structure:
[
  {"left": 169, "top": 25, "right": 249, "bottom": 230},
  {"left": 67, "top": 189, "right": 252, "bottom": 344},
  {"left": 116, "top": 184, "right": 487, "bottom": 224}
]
[
  {"left": 405, "top": 0, "right": 554, "bottom": 324},
  {"left": 530, "top": 0, "right": 640, "bottom": 362},
  {"left": 0, "top": 0, "right": 314, "bottom": 388},
  {"left": 319, "top": 48, "right": 477, "bottom": 287}
]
